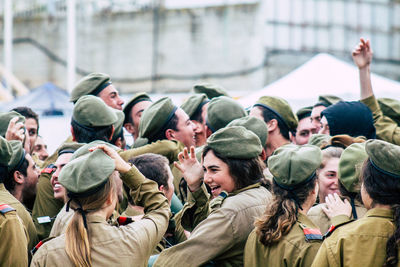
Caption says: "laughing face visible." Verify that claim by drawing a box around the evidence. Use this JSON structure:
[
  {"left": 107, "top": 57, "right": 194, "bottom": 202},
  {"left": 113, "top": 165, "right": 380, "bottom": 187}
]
[
  {"left": 50, "top": 153, "right": 73, "bottom": 202},
  {"left": 202, "top": 150, "right": 236, "bottom": 198}
]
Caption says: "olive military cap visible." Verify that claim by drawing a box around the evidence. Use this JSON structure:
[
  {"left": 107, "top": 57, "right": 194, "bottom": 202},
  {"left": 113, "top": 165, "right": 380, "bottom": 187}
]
[
  {"left": 72, "top": 95, "right": 118, "bottom": 128},
  {"left": 253, "top": 96, "right": 298, "bottom": 132},
  {"left": 193, "top": 83, "right": 229, "bottom": 99},
  {"left": 58, "top": 142, "right": 84, "bottom": 156},
  {"left": 365, "top": 139, "right": 400, "bottom": 178},
  {"left": 339, "top": 143, "right": 367, "bottom": 193},
  {"left": 317, "top": 95, "right": 343, "bottom": 107},
  {"left": 206, "top": 96, "right": 246, "bottom": 133},
  {"left": 71, "top": 140, "right": 120, "bottom": 161},
  {"left": 70, "top": 72, "right": 111, "bottom": 103},
  {"left": 378, "top": 98, "right": 400, "bottom": 125},
  {"left": 181, "top": 94, "right": 209, "bottom": 119},
  {"left": 296, "top": 106, "right": 313, "bottom": 121},
  {"left": 139, "top": 97, "right": 178, "bottom": 140},
  {"left": 7, "top": 140, "right": 25, "bottom": 171},
  {"left": 0, "top": 136, "right": 12, "bottom": 167},
  {"left": 308, "top": 134, "right": 330, "bottom": 147},
  {"left": 227, "top": 116, "right": 268, "bottom": 148},
  {"left": 59, "top": 149, "right": 115, "bottom": 195},
  {"left": 123, "top": 92, "right": 152, "bottom": 124},
  {"left": 268, "top": 144, "right": 322, "bottom": 188},
  {"left": 0, "top": 111, "right": 25, "bottom": 137},
  {"left": 206, "top": 126, "right": 262, "bottom": 159}
]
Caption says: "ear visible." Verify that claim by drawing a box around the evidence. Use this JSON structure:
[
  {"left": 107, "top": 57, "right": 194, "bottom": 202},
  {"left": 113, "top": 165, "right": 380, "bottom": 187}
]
[
  {"left": 124, "top": 123, "right": 135, "bottom": 135},
  {"left": 114, "top": 137, "right": 123, "bottom": 149},
  {"left": 13, "top": 171, "right": 25, "bottom": 185},
  {"left": 159, "top": 185, "right": 165, "bottom": 193},
  {"left": 289, "top": 132, "right": 296, "bottom": 144},
  {"left": 266, "top": 119, "right": 278, "bottom": 132},
  {"left": 165, "top": 129, "right": 175, "bottom": 140},
  {"left": 108, "top": 126, "right": 115, "bottom": 141},
  {"left": 260, "top": 149, "right": 267, "bottom": 161},
  {"left": 205, "top": 126, "right": 213, "bottom": 138},
  {"left": 71, "top": 126, "right": 76, "bottom": 142}
]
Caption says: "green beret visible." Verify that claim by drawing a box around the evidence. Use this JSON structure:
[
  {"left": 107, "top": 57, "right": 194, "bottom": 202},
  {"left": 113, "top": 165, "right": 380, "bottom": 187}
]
[
  {"left": 111, "top": 111, "right": 125, "bottom": 143},
  {"left": 253, "top": 96, "right": 298, "bottom": 132},
  {"left": 269, "top": 144, "right": 322, "bottom": 188},
  {"left": 206, "top": 126, "right": 262, "bottom": 159},
  {"left": 296, "top": 106, "right": 312, "bottom": 121},
  {"left": 7, "top": 140, "right": 25, "bottom": 171},
  {"left": 317, "top": 95, "right": 342, "bottom": 107},
  {"left": 339, "top": 143, "right": 367, "bottom": 193},
  {"left": 71, "top": 140, "right": 120, "bottom": 161},
  {"left": 59, "top": 149, "right": 115, "bottom": 195},
  {"left": 365, "top": 139, "right": 400, "bottom": 178},
  {"left": 70, "top": 72, "right": 111, "bottom": 102},
  {"left": 0, "top": 111, "right": 25, "bottom": 137},
  {"left": 123, "top": 92, "right": 152, "bottom": 124},
  {"left": 58, "top": 142, "right": 84, "bottom": 156},
  {"left": 193, "top": 83, "right": 229, "bottom": 99},
  {"left": 308, "top": 134, "right": 330, "bottom": 147},
  {"left": 378, "top": 98, "right": 400, "bottom": 126},
  {"left": 227, "top": 116, "right": 268, "bottom": 147},
  {"left": 139, "top": 97, "right": 177, "bottom": 140},
  {"left": 0, "top": 136, "right": 12, "bottom": 167},
  {"left": 206, "top": 96, "right": 246, "bottom": 132},
  {"left": 73, "top": 95, "right": 118, "bottom": 128},
  {"left": 181, "top": 94, "right": 209, "bottom": 119}
]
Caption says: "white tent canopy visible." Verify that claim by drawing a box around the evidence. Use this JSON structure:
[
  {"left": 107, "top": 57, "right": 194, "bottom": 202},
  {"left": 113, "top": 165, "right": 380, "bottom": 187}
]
[{"left": 238, "top": 53, "right": 400, "bottom": 111}]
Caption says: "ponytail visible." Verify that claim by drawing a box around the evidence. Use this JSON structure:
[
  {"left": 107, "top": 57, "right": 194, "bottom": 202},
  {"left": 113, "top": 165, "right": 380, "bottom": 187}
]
[{"left": 255, "top": 176, "right": 316, "bottom": 245}]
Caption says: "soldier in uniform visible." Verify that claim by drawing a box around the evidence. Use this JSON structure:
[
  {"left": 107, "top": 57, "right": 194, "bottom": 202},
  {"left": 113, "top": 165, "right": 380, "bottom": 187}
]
[
  {"left": 245, "top": 144, "right": 323, "bottom": 267},
  {"left": 291, "top": 106, "right": 318, "bottom": 145},
  {"left": 31, "top": 144, "right": 170, "bottom": 267},
  {"left": 0, "top": 136, "right": 29, "bottom": 266},
  {"left": 310, "top": 95, "right": 342, "bottom": 132},
  {"left": 249, "top": 96, "right": 298, "bottom": 159},
  {"left": 153, "top": 126, "right": 272, "bottom": 267},
  {"left": 312, "top": 140, "right": 400, "bottom": 267}
]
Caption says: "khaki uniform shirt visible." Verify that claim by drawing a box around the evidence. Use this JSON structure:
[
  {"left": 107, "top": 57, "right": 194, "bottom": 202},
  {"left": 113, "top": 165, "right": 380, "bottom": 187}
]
[
  {"left": 31, "top": 166, "right": 171, "bottom": 267},
  {"left": 244, "top": 213, "right": 323, "bottom": 267},
  {"left": 49, "top": 203, "right": 73, "bottom": 237},
  {"left": 312, "top": 208, "right": 398, "bottom": 267},
  {"left": 154, "top": 183, "right": 272, "bottom": 267},
  {"left": 0, "top": 203, "right": 28, "bottom": 267},
  {"left": 0, "top": 183, "right": 38, "bottom": 251},
  {"left": 307, "top": 200, "right": 367, "bottom": 234},
  {"left": 361, "top": 95, "right": 400, "bottom": 145}
]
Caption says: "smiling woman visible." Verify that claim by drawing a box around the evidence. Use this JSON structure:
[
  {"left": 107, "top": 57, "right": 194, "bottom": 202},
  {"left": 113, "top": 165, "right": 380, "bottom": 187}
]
[{"left": 153, "top": 126, "right": 272, "bottom": 267}]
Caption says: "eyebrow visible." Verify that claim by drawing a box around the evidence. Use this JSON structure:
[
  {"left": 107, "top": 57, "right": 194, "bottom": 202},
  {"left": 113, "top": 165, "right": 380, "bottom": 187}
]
[{"left": 205, "top": 165, "right": 220, "bottom": 169}]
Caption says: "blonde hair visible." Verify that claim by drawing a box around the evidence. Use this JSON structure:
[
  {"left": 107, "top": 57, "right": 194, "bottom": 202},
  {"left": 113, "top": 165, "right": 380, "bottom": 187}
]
[{"left": 65, "top": 172, "right": 118, "bottom": 267}]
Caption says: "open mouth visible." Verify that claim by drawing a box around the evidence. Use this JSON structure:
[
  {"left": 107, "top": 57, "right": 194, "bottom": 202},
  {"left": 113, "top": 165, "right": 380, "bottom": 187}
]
[{"left": 210, "top": 185, "right": 221, "bottom": 194}]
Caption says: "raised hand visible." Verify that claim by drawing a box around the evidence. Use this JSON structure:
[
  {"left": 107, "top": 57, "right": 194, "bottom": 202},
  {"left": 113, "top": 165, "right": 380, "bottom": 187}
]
[
  {"left": 322, "top": 193, "right": 352, "bottom": 219},
  {"left": 89, "top": 144, "right": 131, "bottom": 173},
  {"left": 174, "top": 146, "right": 204, "bottom": 192},
  {"left": 5, "top": 117, "right": 25, "bottom": 142},
  {"left": 352, "top": 38, "right": 373, "bottom": 69}
]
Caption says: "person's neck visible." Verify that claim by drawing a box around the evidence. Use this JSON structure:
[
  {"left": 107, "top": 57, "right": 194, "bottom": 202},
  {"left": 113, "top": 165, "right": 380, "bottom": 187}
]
[
  {"left": 12, "top": 187, "right": 23, "bottom": 203},
  {"left": 266, "top": 134, "right": 290, "bottom": 157},
  {"left": 371, "top": 203, "right": 392, "bottom": 210}
]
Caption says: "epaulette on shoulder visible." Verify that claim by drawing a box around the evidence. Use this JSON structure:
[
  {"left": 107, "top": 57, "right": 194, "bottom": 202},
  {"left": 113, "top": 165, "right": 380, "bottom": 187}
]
[
  {"left": 41, "top": 164, "right": 56, "bottom": 174},
  {"left": 0, "top": 204, "right": 15, "bottom": 214},
  {"left": 300, "top": 224, "right": 323, "bottom": 241},
  {"left": 324, "top": 219, "right": 354, "bottom": 239},
  {"left": 31, "top": 237, "right": 55, "bottom": 256},
  {"left": 117, "top": 216, "right": 133, "bottom": 226}
]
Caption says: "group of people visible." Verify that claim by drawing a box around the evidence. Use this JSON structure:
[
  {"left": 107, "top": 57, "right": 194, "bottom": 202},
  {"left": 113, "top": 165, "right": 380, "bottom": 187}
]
[{"left": 0, "top": 38, "right": 399, "bottom": 267}]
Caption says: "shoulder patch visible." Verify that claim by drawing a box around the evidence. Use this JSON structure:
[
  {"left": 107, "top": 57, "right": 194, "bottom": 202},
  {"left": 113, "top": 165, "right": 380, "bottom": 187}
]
[
  {"left": 324, "top": 219, "right": 354, "bottom": 239},
  {"left": 117, "top": 216, "right": 133, "bottom": 226},
  {"left": 0, "top": 204, "right": 15, "bottom": 214},
  {"left": 31, "top": 237, "right": 55, "bottom": 256},
  {"left": 303, "top": 227, "right": 323, "bottom": 241},
  {"left": 41, "top": 164, "right": 56, "bottom": 174}
]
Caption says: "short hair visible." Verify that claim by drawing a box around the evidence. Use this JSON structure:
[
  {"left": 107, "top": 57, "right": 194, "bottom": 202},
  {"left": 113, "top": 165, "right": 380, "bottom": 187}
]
[
  {"left": 5, "top": 157, "right": 29, "bottom": 193},
  {"left": 71, "top": 119, "right": 113, "bottom": 144},
  {"left": 257, "top": 106, "right": 290, "bottom": 140},
  {"left": 191, "top": 104, "right": 205, "bottom": 123},
  {"left": 11, "top": 106, "right": 39, "bottom": 129},
  {"left": 148, "top": 114, "right": 179, "bottom": 143}
]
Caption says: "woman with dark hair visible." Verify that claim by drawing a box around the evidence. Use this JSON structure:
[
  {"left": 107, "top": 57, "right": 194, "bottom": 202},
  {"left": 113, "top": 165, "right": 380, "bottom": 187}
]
[
  {"left": 153, "top": 126, "right": 272, "bottom": 267},
  {"left": 312, "top": 139, "right": 400, "bottom": 267},
  {"left": 244, "top": 144, "right": 323, "bottom": 266}
]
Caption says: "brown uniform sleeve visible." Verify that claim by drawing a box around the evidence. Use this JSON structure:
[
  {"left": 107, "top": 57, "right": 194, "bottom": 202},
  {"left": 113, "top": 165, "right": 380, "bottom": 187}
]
[
  {"left": 0, "top": 211, "right": 28, "bottom": 267},
  {"left": 361, "top": 95, "right": 400, "bottom": 144},
  {"left": 32, "top": 172, "right": 64, "bottom": 240}
]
